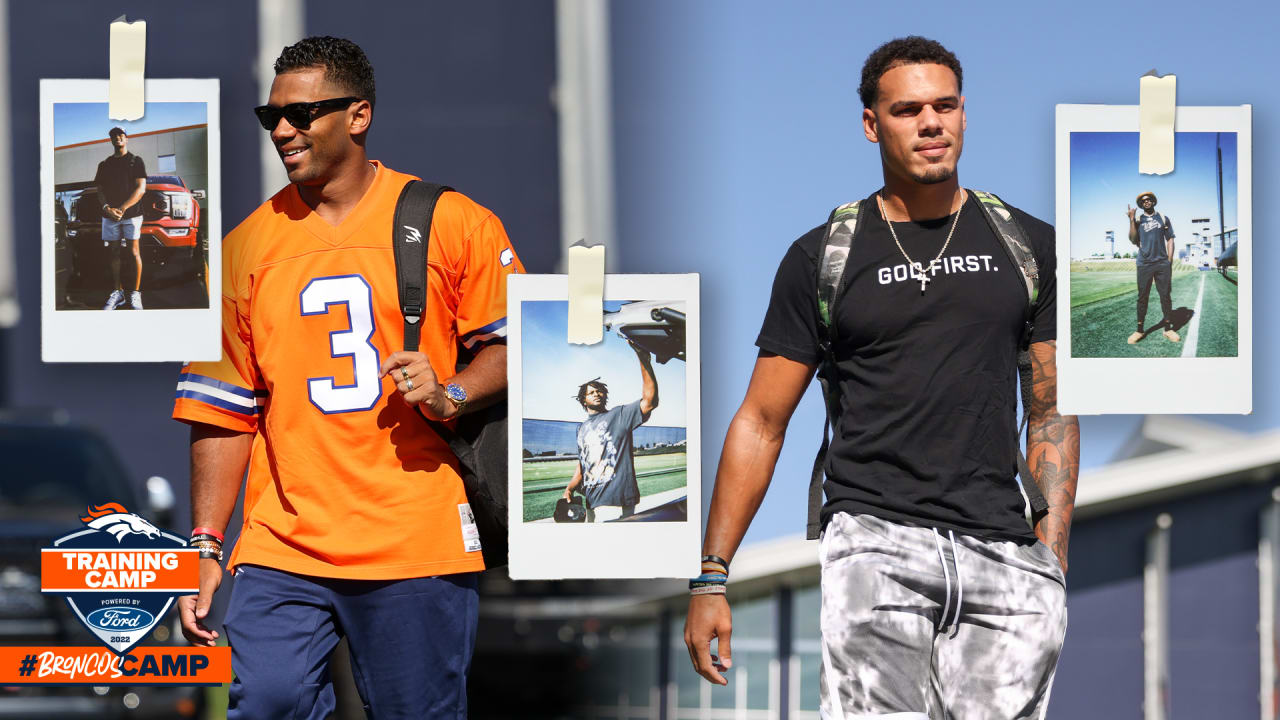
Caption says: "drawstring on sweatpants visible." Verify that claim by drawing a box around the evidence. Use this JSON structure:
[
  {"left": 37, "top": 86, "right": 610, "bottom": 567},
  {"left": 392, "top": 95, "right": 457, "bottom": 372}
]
[{"left": 931, "top": 528, "right": 964, "bottom": 636}]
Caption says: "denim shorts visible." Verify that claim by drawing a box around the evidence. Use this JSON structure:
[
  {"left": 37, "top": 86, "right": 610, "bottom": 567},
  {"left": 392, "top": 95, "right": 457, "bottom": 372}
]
[{"left": 101, "top": 215, "right": 142, "bottom": 244}]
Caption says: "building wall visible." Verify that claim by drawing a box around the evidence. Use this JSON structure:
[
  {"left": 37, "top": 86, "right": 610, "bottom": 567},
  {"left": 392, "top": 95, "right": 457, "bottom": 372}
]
[{"left": 54, "top": 126, "right": 210, "bottom": 201}]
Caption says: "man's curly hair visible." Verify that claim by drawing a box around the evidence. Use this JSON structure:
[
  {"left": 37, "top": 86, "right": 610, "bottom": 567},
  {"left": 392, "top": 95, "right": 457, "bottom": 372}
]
[
  {"left": 576, "top": 379, "right": 608, "bottom": 409},
  {"left": 274, "top": 36, "right": 376, "bottom": 109},
  {"left": 857, "top": 36, "right": 962, "bottom": 109}
]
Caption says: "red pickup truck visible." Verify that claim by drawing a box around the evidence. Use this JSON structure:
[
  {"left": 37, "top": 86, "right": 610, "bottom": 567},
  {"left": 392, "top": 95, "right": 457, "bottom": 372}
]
[
  {"left": 55, "top": 175, "right": 206, "bottom": 309},
  {"left": 138, "top": 174, "right": 205, "bottom": 264}
]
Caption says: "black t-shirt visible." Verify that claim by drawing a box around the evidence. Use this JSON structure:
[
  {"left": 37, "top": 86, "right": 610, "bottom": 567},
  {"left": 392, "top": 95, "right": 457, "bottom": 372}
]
[
  {"left": 93, "top": 152, "right": 147, "bottom": 219},
  {"left": 1135, "top": 210, "right": 1174, "bottom": 265},
  {"left": 756, "top": 191, "right": 1056, "bottom": 542}
]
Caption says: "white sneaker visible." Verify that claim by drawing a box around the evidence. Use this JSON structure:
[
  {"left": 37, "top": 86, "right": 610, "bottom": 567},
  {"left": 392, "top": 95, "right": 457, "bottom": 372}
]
[
  {"left": 130, "top": 291, "right": 143, "bottom": 310},
  {"left": 103, "top": 289, "right": 124, "bottom": 310}
]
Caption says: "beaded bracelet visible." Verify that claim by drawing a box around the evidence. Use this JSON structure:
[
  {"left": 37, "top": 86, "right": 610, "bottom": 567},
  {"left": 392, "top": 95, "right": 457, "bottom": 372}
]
[
  {"left": 188, "top": 536, "right": 224, "bottom": 562},
  {"left": 191, "top": 546, "right": 223, "bottom": 562}
]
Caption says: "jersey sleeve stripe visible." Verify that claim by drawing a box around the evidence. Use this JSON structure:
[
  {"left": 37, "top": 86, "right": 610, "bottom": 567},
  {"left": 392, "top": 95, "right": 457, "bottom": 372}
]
[
  {"left": 177, "top": 371, "right": 260, "bottom": 401},
  {"left": 173, "top": 386, "right": 262, "bottom": 417},
  {"left": 460, "top": 318, "right": 507, "bottom": 349},
  {"left": 175, "top": 375, "right": 262, "bottom": 414}
]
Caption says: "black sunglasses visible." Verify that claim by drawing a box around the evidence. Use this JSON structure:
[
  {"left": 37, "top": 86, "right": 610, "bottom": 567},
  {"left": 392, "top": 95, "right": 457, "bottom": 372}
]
[{"left": 253, "top": 97, "right": 360, "bottom": 131}]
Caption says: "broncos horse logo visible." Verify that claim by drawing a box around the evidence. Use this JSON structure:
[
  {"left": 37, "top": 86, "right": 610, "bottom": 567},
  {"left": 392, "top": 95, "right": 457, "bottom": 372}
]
[{"left": 79, "top": 503, "right": 162, "bottom": 542}]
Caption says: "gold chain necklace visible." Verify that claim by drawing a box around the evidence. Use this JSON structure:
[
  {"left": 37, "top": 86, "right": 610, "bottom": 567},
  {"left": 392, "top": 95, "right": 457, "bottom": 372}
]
[{"left": 877, "top": 191, "right": 964, "bottom": 294}]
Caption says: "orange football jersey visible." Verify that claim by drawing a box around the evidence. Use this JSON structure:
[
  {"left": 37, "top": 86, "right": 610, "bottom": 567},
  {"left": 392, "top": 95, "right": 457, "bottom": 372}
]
[{"left": 173, "top": 162, "right": 523, "bottom": 579}]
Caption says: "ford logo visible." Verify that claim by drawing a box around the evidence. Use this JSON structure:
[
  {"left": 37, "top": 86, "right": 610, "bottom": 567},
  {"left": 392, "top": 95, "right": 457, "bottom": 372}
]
[{"left": 86, "top": 607, "right": 154, "bottom": 631}]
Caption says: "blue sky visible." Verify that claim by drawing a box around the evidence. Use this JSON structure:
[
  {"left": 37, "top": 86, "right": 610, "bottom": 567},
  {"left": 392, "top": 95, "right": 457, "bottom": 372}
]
[
  {"left": 520, "top": 300, "right": 687, "bottom": 427},
  {"left": 53, "top": 102, "right": 207, "bottom": 147},
  {"left": 1070, "top": 132, "right": 1238, "bottom": 259}
]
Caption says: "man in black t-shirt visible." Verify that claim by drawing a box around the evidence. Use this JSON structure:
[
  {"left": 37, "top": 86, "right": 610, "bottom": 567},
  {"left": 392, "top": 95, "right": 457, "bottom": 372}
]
[
  {"left": 1127, "top": 191, "right": 1180, "bottom": 343},
  {"left": 94, "top": 127, "right": 147, "bottom": 310},
  {"left": 684, "top": 37, "right": 1079, "bottom": 718},
  {"left": 562, "top": 340, "right": 658, "bottom": 521}
]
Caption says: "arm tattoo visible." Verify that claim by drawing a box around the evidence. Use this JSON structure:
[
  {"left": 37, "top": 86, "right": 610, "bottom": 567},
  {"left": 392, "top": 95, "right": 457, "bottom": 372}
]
[{"left": 1027, "top": 340, "right": 1080, "bottom": 573}]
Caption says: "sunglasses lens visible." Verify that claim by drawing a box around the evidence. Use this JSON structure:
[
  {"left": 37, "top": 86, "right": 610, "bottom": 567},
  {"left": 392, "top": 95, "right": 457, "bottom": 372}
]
[
  {"left": 282, "top": 105, "right": 313, "bottom": 130},
  {"left": 254, "top": 106, "right": 281, "bottom": 131},
  {"left": 254, "top": 104, "right": 312, "bottom": 131}
]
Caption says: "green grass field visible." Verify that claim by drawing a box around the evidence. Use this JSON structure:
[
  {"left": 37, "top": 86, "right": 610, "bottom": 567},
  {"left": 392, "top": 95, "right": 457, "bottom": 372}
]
[
  {"left": 523, "top": 451, "right": 687, "bottom": 522},
  {"left": 1070, "top": 269, "right": 1238, "bottom": 358}
]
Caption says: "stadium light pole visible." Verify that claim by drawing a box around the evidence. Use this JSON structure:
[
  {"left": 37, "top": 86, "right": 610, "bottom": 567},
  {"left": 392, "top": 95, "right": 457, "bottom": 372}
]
[{"left": 1217, "top": 133, "right": 1226, "bottom": 260}]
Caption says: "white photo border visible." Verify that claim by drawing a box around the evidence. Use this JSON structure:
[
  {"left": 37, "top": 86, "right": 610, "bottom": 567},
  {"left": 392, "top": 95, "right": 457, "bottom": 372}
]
[
  {"left": 1055, "top": 104, "right": 1252, "bottom": 415},
  {"left": 40, "top": 78, "right": 222, "bottom": 363},
  {"left": 507, "top": 273, "right": 701, "bottom": 580}
]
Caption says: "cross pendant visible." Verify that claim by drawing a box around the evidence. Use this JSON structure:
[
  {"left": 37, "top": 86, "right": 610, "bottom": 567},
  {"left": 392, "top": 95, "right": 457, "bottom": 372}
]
[{"left": 919, "top": 273, "right": 931, "bottom": 293}]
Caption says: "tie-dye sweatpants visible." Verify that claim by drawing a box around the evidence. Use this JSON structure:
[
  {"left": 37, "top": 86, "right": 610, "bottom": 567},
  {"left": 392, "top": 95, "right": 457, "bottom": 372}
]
[{"left": 819, "top": 512, "right": 1067, "bottom": 720}]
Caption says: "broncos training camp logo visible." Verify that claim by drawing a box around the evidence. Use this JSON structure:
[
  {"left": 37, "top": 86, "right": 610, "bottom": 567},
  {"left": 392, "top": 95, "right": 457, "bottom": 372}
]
[{"left": 40, "top": 503, "right": 198, "bottom": 654}]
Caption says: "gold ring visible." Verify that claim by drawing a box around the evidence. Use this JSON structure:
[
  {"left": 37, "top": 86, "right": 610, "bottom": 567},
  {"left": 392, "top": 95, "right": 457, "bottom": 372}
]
[{"left": 400, "top": 367, "right": 410, "bottom": 381}]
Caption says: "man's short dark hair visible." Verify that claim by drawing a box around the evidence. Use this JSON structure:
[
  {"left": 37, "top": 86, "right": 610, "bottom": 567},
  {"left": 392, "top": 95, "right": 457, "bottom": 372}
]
[
  {"left": 274, "top": 36, "right": 376, "bottom": 109},
  {"left": 577, "top": 379, "right": 608, "bottom": 409},
  {"left": 108, "top": 127, "right": 126, "bottom": 138},
  {"left": 858, "top": 36, "right": 963, "bottom": 109}
]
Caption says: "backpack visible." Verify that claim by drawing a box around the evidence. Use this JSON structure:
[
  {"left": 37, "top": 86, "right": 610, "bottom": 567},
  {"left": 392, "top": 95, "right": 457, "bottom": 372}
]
[
  {"left": 393, "top": 180, "right": 509, "bottom": 568},
  {"left": 806, "top": 189, "right": 1048, "bottom": 540}
]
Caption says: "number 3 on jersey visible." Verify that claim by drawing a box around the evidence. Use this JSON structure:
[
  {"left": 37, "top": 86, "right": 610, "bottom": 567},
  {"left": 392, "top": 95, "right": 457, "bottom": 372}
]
[{"left": 300, "top": 275, "right": 382, "bottom": 413}]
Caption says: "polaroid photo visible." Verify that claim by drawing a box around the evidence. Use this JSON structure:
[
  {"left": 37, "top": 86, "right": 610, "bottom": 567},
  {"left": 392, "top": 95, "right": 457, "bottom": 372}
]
[
  {"left": 1055, "top": 104, "right": 1251, "bottom": 415},
  {"left": 508, "top": 274, "right": 700, "bottom": 580},
  {"left": 41, "top": 78, "right": 221, "bottom": 362}
]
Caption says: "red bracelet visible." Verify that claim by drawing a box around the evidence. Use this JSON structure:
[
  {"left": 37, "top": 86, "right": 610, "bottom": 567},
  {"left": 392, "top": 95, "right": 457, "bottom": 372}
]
[{"left": 191, "top": 526, "right": 224, "bottom": 542}]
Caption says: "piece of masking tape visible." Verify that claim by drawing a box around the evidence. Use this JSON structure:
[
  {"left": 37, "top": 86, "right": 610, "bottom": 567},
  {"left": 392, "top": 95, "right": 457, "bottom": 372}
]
[
  {"left": 109, "top": 16, "right": 146, "bottom": 121},
  {"left": 1138, "top": 70, "right": 1175, "bottom": 175},
  {"left": 567, "top": 241, "right": 605, "bottom": 345}
]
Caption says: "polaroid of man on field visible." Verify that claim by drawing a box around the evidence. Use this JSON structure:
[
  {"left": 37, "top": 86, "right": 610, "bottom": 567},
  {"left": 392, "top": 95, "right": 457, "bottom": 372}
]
[
  {"left": 1055, "top": 104, "right": 1252, "bottom": 415},
  {"left": 561, "top": 336, "right": 660, "bottom": 522},
  {"left": 507, "top": 274, "right": 701, "bottom": 579}
]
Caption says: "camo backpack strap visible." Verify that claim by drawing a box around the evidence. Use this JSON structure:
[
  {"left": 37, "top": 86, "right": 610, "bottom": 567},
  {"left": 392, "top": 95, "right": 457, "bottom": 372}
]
[
  {"left": 807, "top": 200, "right": 863, "bottom": 540},
  {"left": 969, "top": 189, "right": 1050, "bottom": 524},
  {"left": 816, "top": 201, "right": 862, "bottom": 342},
  {"left": 971, "top": 190, "right": 1040, "bottom": 310}
]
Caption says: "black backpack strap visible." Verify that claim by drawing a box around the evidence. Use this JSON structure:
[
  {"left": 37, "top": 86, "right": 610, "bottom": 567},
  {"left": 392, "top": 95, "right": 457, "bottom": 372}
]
[
  {"left": 392, "top": 180, "right": 509, "bottom": 567},
  {"left": 392, "top": 180, "right": 452, "bottom": 353},
  {"left": 808, "top": 199, "right": 864, "bottom": 540},
  {"left": 969, "top": 190, "right": 1050, "bottom": 524},
  {"left": 390, "top": 180, "right": 476, "bottom": 461}
]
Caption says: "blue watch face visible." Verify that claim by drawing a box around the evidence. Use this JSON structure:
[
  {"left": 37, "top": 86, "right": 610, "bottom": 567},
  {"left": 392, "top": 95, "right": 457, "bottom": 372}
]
[{"left": 446, "top": 384, "right": 467, "bottom": 403}]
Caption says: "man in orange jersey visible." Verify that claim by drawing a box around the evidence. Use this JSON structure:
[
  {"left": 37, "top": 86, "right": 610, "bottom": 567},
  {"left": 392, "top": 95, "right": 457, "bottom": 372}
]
[{"left": 172, "top": 37, "right": 522, "bottom": 719}]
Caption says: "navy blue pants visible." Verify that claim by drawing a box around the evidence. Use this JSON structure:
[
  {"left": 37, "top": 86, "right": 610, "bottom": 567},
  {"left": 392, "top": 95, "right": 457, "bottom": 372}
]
[{"left": 223, "top": 565, "right": 478, "bottom": 720}]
